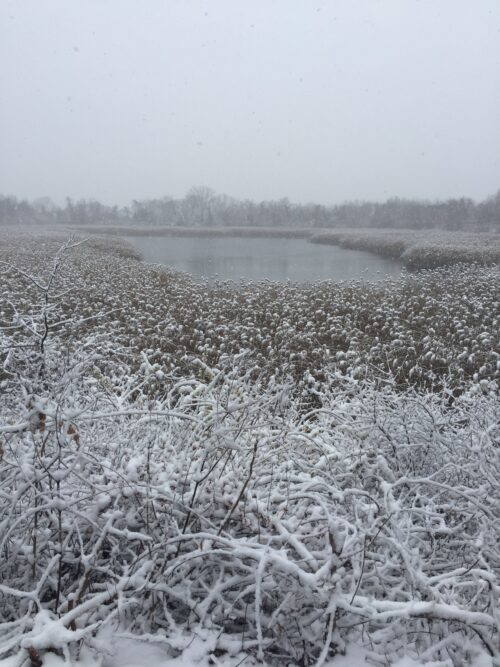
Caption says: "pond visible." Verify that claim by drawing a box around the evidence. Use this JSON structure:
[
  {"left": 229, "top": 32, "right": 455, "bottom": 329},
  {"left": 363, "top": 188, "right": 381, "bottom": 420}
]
[{"left": 123, "top": 235, "right": 403, "bottom": 283}]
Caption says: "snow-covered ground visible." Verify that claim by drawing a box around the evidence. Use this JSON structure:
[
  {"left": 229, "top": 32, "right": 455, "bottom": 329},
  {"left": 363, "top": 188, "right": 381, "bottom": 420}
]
[{"left": 0, "top": 634, "right": 496, "bottom": 667}]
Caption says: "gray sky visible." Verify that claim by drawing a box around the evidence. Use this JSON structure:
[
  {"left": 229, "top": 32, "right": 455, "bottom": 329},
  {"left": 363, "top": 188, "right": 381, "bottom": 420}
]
[{"left": 1, "top": 0, "right": 499, "bottom": 206}]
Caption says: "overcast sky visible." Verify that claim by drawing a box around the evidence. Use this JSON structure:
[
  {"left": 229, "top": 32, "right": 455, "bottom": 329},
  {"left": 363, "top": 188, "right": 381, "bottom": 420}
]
[{"left": 1, "top": 0, "right": 499, "bottom": 206}]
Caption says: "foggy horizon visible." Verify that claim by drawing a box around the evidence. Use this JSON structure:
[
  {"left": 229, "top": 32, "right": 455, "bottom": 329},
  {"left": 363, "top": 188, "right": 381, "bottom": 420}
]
[
  {"left": 1, "top": 0, "right": 500, "bottom": 207},
  {"left": 2, "top": 185, "right": 500, "bottom": 211}
]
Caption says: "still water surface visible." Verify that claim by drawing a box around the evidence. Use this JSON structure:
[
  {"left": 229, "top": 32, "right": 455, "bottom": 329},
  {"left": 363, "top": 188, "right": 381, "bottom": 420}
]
[{"left": 124, "top": 236, "right": 402, "bottom": 283}]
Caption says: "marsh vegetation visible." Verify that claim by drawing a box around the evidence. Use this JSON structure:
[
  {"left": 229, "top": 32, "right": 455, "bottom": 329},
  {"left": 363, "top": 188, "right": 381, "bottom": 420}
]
[{"left": 1, "top": 234, "right": 499, "bottom": 666}]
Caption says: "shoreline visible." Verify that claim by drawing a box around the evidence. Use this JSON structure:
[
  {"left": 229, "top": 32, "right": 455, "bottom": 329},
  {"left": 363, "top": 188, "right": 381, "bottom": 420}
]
[
  {"left": 2, "top": 223, "right": 499, "bottom": 270},
  {"left": 72, "top": 224, "right": 500, "bottom": 270}
]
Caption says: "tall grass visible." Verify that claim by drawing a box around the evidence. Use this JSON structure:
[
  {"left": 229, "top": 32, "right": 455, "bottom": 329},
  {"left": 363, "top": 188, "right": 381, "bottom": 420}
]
[
  {"left": 311, "top": 228, "right": 500, "bottom": 268},
  {"left": 1, "top": 233, "right": 498, "bottom": 400}
]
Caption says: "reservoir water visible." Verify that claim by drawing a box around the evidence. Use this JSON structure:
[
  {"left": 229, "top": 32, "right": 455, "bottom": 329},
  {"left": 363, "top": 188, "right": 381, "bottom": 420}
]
[{"left": 124, "top": 235, "right": 402, "bottom": 283}]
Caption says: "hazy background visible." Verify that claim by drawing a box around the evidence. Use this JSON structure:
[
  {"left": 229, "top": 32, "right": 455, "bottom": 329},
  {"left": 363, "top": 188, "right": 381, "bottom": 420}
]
[{"left": 1, "top": 0, "right": 499, "bottom": 206}]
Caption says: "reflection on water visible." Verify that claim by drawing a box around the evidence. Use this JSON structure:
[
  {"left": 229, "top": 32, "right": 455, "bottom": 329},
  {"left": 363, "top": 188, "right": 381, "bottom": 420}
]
[{"left": 123, "top": 235, "right": 402, "bottom": 283}]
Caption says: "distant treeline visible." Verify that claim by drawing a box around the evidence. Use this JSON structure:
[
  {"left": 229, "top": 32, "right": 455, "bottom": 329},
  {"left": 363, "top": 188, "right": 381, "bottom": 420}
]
[{"left": 1, "top": 186, "right": 499, "bottom": 231}]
